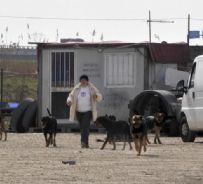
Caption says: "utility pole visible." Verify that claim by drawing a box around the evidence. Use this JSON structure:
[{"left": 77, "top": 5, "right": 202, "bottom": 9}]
[
  {"left": 147, "top": 10, "right": 174, "bottom": 43},
  {"left": 187, "top": 14, "right": 190, "bottom": 45},
  {"left": 148, "top": 11, "right": 152, "bottom": 43}
]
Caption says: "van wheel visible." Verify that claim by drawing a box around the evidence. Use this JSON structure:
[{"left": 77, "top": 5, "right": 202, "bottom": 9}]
[{"left": 180, "top": 116, "right": 196, "bottom": 142}]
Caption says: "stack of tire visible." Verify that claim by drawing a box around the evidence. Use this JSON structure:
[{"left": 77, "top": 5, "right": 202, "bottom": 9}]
[{"left": 10, "top": 99, "right": 37, "bottom": 133}]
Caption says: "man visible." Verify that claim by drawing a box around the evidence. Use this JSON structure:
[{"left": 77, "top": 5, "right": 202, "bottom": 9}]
[{"left": 66, "top": 75, "right": 102, "bottom": 148}]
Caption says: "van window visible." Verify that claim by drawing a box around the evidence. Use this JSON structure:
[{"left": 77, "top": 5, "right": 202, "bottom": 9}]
[
  {"left": 189, "top": 63, "right": 196, "bottom": 88},
  {"left": 195, "top": 61, "right": 203, "bottom": 91}
]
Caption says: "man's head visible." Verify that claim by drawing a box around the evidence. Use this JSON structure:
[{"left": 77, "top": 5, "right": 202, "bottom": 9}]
[{"left": 79, "top": 75, "right": 89, "bottom": 86}]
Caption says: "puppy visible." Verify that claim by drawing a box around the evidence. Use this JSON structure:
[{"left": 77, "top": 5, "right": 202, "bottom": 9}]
[
  {"left": 131, "top": 114, "right": 147, "bottom": 156},
  {"left": 95, "top": 116, "right": 132, "bottom": 150},
  {"left": 0, "top": 115, "right": 7, "bottom": 141},
  {"left": 41, "top": 116, "right": 57, "bottom": 147},
  {"left": 145, "top": 112, "right": 165, "bottom": 144}
]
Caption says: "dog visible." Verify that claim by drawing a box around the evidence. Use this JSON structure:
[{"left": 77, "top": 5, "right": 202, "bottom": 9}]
[
  {"left": 145, "top": 112, "right": 165, "bottom": 144},
  {"left": 131, "top": 114, "right": 147, "bottom": 156},
  {"left": 0, "top": 115, "right": 7, "bottom": 141},
  {"left": 41, "top": 116, "right": 57, "bottom": 147},
  {"left": 95, "top": 116, "right": 132, "bottom": 150}
]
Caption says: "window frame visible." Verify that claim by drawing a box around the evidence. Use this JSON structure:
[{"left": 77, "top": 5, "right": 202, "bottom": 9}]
[
  {"left": 50, "top": 50, "right": 75, "bottom": 90},
  {"left": 104, "top": 52, "right": 136, "bottom": 88},
  {"left": 188, "top": 62, "right": 196, "bottom": 89}
]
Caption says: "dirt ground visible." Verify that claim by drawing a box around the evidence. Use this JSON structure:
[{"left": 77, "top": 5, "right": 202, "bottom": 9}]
[{"left": 1, "top": 133, "right": 203, "bottom": 184}]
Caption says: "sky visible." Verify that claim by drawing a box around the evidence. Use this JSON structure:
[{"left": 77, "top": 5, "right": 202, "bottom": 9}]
[{"left": 0, "top": 0, "right": 203, "bottom": 46}]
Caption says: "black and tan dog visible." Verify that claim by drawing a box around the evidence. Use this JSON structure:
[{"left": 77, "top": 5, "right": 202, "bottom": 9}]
[
  {"left": 41, "top": 116, "right": 57, "bottom": 147},
  {"left": 95, "top": 116, "right": 133, "bottom": 150},
  {"left": 131, "top": 114, "right": 147, "bottom": 156},
  {"left": 145, "top": 112, "right": 165, "bottom": 144},
  {"left": 0, "top": 115, "right": 7, "bottom": 141}
]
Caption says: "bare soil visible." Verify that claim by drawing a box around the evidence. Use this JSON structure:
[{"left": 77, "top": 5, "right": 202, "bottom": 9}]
[{"left": 1, "top": 133, "right": 203, "bottom": 184}]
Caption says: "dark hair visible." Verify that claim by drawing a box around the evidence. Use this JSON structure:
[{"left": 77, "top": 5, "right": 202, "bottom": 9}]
[{"left": 79, "top": 75, "right": 89, "bottom": 81}]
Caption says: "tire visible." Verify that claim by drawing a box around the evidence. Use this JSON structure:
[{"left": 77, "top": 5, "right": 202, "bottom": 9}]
[
  {"left": 10, "top": 100, "right": 32, "bottom": 133},
  {"left": 22, "top": 101, "right": 37, "bottom": 132},
  {"left": 180, "top": 116, "right": 196, "bottom": 142},
  {"left": 168, "top": 119, "right": 180, "bottom": 137}
]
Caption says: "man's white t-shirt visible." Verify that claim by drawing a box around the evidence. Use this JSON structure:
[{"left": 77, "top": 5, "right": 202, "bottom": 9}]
[{"left": 77, "top": 86, "right": 91, "bottom": 112}]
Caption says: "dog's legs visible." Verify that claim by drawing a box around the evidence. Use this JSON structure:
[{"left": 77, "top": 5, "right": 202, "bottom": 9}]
[
  {"left": 134, "top": 137, "right": 139, "bottom": 153},
  {"left": 154, "top": 136, "right": 157, "bottom": 144},
  {"left": 112, "top": 137, "right": 116, "bottom": 150},
  {"left": 128, "top": 136, "right": 133, "bottom": 150},
  {"left": 122, "top": 135, "right": 126, "bottom": 150},
  {"left": 129, "top": 141, "right": 133, "bottom": 150},
  {"left": 100, "top": 137, "right": 109, "bottom": 150},
  {"left": 4, "top": 131, "right": 7, "bottom": 141},
  {"left": 122, "top": 141, "right": 126, "bottom": 150},
  {"left": 53, "top": 133, "right": 56, "bottom": 147},
  {"left": 146, "top": 133, "right": 151, "bottom": 144},
  {"left": 154, "top": 129, "right": 157, "bottom": 144},
  {"left": 44, "top": 133, "right": 48, "bottom": 147},
  {"left": 50, "top": 134, "right": 53, "bottom": 145},
  {"left": 156, "top": 128, "right": 162, "bottom": 144},
  {"left": 137, "top": 138, "right": 142, "bottom": 156},
  {"left": 154, "top": 127, "right": 162, "bottom": 144},
  {"left": 143, "top": 136, "right": 147, "bottom": 152},
  {"left": 47, "top": 133, "right": 52, "bottom": 147}
]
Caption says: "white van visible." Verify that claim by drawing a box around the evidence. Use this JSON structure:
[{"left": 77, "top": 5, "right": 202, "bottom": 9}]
[{"left": 180, "top": 55, "right": 203, "bottom": 142}]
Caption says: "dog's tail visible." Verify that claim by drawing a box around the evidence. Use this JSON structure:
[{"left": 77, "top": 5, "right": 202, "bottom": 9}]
[
  {"left": 96, "top": 138, "right": 105, "bottom": 142},
  {"left": 47, "top": 108, "right": 52, "bottom": 116}
]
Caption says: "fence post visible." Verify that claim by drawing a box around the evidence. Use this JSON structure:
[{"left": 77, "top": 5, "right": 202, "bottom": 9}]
[{"left": 0, "top": 68, "right": 3, "bottom": 102}]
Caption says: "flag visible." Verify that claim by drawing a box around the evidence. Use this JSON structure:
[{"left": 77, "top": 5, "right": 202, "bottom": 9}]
[
  {"left": 92, "top": 29, "right": 96, "bottom": 36},
  {"left": 154, "top": 34, "right": 160, "bottom": 40},
  {"left": 100, "top": 33, "right": 103, "bottom": 41}
]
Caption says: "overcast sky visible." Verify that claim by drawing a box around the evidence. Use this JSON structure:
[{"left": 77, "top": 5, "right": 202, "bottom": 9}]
[{"left": 0, "top": 0, "right": 203, "bottom": 45}]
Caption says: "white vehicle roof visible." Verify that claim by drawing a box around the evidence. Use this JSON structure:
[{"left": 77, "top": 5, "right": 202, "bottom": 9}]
[{"left": 194, "top": 55, "right": 203, "bottom": 63}]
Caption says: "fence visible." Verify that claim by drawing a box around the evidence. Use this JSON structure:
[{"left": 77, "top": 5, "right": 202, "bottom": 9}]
[{"left": 0, "top": 69, "right": 37, "bottom": 103}]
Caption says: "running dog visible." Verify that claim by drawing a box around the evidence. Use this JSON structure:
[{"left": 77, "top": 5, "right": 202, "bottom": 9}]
[
  {"left": 145, "top": 112, "right": 165, "bottom": 144},
  {"left": 131, "top": 114, "right": 147, "bottom": 156},
  {"left": 95, "top": 116, "right": 133, "bottom": 150},
  {"left": 0, "top": 115, "right": 7, "bottom": 141},
  {"left": 41, "top": 116, "right": 57, "bottom": 147}
]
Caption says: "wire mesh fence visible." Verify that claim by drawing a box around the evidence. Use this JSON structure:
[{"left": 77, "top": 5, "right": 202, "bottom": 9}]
[{"left": 0, "top": 59, "right": 37, "bottom": 102}]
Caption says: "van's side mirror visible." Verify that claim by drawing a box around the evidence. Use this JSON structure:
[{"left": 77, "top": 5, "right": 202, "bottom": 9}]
[{"left": 176, "top": 80, "right": 187, "bottom": 97}]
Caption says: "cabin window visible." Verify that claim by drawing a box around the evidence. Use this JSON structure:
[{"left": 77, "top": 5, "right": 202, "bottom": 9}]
[
  {"left": 104, "top": 53, "right": 135, "bottom": 87},
  {"left": 51, "top": 52, "right": 74, "bottom": 88}
]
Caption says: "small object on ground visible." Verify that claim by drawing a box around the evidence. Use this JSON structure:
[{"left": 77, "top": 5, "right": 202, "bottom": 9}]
[{"left": 62, "top": 160, "right": 76, "bottom": 165}]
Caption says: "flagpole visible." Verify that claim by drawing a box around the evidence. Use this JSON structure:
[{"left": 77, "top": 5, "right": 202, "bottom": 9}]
[{"left": 187, "top": 14, "right": 190, "bottom": 45}]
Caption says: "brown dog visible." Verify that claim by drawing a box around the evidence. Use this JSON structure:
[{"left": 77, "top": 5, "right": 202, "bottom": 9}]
[
  {"left": 145, "top": 112, "right": 165, "bottom": 144},
  {"left": 0, "top": 115, "right": 7, "bottom": 141},
  {"left": 131, "top": 114, "right": 147, "bottom": 156}
]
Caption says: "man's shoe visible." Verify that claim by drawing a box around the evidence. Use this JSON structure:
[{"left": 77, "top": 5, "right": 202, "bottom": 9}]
[
  {"left": 81, "top": 143, "right": 89, "bottom": 148},
  {"left": 85, "top": 144, "right": 89, "bottom": 148}
]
